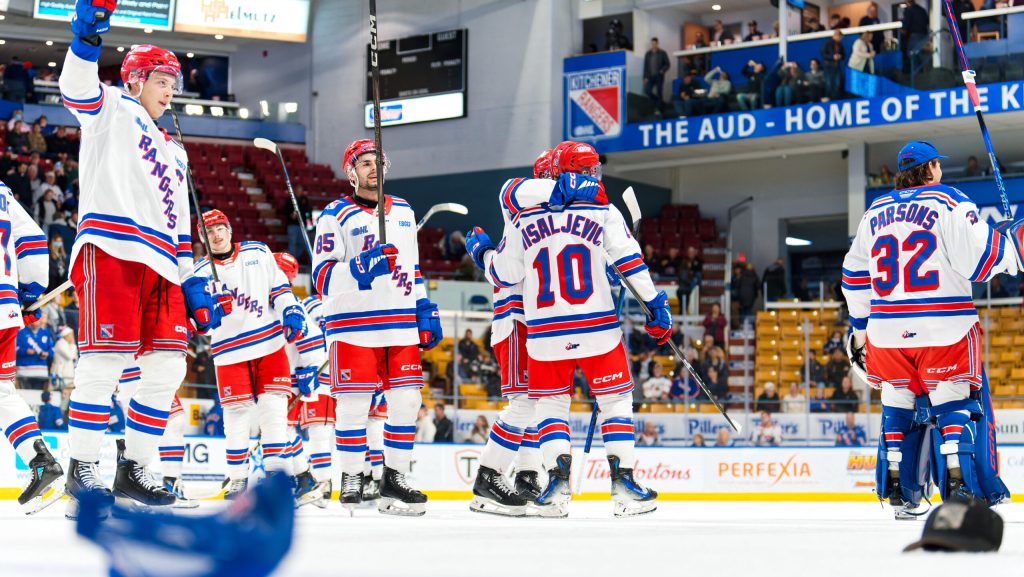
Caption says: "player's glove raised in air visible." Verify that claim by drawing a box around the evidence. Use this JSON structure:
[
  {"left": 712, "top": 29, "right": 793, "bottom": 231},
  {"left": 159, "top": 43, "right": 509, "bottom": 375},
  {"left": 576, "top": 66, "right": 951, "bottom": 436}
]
[
  {"left": 182, "top": 276, "right": 229, "bottom": 334},
  {"left": 293, "top": 365, "right": 318, "bottom": 398},
  {"left": 349, "top": 243, "right": 398, "bottom": 290},
  {"left": 281, "top": 305, "right": 307, "bottom": 343},
  {"left": 465, "top": 227, "right": 495, "bottom": 270},
  {"left": 71, "top": 0, "right": 116, "bottom": 60},
  {"left": 643, "top": 291, "right": 673, "bottom": 345},
  {"left": 605, "top": 265, "right": 621, "bottom": 288},
  {"left": 416, "top": 298, "right": 442, "bottom": 350},
  {"left": 550, "top": 173, "right": 608, "bottom": 207},
  {"left": 846, "top": 327, "right": 872, "bottom": 388},
  {"left": 18, "top": 285, "right": 43, "bottom": 326}
]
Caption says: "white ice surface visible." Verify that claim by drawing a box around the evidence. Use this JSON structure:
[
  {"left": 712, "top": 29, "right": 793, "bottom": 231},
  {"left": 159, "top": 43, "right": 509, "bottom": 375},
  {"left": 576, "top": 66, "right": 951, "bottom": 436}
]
[{"left": 0, "top": 500, "right": 1022, "bottom": 576}]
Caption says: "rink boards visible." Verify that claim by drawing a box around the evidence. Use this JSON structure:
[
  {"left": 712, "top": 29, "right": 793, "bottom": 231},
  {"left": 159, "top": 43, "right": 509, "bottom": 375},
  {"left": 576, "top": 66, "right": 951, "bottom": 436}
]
[{"left": 4, "top": 433, "right": 1024, "bottom": 501}]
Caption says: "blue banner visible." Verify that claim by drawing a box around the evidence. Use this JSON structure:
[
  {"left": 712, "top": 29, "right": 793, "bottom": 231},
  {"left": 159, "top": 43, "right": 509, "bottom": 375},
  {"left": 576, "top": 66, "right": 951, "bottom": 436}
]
[
  {"left": 564, "top": 51, "right": 627, "bottom": 142},
  {"left": 867, "top": 176, "right": 1024, "bottom": 223}
]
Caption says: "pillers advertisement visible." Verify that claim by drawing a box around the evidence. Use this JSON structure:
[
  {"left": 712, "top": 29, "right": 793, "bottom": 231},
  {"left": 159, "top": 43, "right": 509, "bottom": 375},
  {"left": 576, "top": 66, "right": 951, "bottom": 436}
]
[{"left": 563, "top": 51, "right": 1024, "bottom": 154}]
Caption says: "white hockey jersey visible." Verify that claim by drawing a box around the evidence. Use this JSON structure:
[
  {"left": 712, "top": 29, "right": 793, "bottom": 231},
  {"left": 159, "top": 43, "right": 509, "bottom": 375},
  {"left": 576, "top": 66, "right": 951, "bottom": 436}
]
[
  {"left": 0, "top": 182, "right": 48, "bottom": 331},
  {"left": 301, "top": 295, "right": 323, "bottom": 325},
  {"left": 194, "top": 242, "right": 301, "bottom": 366},
  {"left": 842, "top": 183, "right": 1019, "bottom": 348},
  {"left": 483, "top": 201, "right": 657, "bottom": 361},
  {"left": 285, "top": 307, "right": 326, "bottom": 370},
  {"left": 312, "top": 195, "right": 426, "bottom": 348},
  {"left": 59, "top": 50, "right": 193, "bottom": 286}
]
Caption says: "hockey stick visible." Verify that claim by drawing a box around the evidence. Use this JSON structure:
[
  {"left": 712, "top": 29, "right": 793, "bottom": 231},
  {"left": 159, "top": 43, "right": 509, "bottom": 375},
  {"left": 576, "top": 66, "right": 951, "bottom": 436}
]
[
  {"left": 253, "top": 138, "right": 317, "bottom": 262},
  {"left": 574, "top": 187, "right": 642, "bottom": 495},
  {"left": 417, "top": 203, "right": 469, "bottom": 230},
  {"left": 169, "top": 108, "right": 220, "bottom": 282},
  {"left": 368, "top": 0, "right": 387, "bottom": 243},
  {"left": 940, "top": 0, "right": 1011, "bottom": 219},
  {"left": 26, "top": 279, "right": 73, "bottom": 312}
]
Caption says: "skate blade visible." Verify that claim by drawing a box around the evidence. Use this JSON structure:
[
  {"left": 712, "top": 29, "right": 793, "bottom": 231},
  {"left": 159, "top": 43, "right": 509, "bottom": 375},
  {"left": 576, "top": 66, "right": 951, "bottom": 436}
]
[
  {"left": 312, "top": 498, "right": 328, "bottom": 510},
  {"left": 295, "top": 491, "right": 321, "bottom": 509},
  {"left": 23, "top": 484, "right": 66, "bottom": 516},
  {"left": 469, "top": 496, "right": 526, "bottom": 518},
  {"left": 533, "top": 501, "right": 570, "bottom": 518},
  {"left": 170, "top": 498, "right": 200, "bottom": 509},
  {"left": 613, "top": 501, "right": 657, "bottom": 518},
  {"left": 377, "top": 497, "right": 426, "bottom": 517},
  {"left": 341, "top": 502, "right": 359, "bottom": 517}
]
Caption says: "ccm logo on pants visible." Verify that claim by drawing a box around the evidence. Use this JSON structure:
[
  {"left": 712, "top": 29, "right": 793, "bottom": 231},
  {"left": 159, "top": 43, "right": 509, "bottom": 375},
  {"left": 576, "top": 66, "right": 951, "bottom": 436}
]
[
  {"left": 593, "top": 372, "right": 624, "bottom": 384},
  {"left": 401, "top": 364, "right": 422, "bottom": 371}
]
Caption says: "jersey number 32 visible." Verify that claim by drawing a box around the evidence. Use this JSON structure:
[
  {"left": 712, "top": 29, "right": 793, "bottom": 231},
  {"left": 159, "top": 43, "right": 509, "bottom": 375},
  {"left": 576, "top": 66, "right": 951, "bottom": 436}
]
[{"left": 871, "top": 231, "right": 938, "bottom": 296}]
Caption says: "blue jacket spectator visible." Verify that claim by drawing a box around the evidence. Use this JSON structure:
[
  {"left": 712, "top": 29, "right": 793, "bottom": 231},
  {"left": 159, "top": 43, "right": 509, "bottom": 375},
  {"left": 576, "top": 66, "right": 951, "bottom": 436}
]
[
  {"left": 16, "top": 321, "right": 55, "bottom": 389},
  {"left": 835, "top": 412, "right": 867, "bottom": 446},
  {"left": 108, "top": 397, "right": 125, "bottom": 433},
  {"left": 205, "top": 399, "right": 225, "bottom": 436},
  {"left": 37, "top": 391, "right": 66, "bottom": 430}
]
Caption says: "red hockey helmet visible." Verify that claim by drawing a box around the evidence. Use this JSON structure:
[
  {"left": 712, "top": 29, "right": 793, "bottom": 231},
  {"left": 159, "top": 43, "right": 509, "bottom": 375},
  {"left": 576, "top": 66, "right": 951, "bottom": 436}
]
[
  {"left": 274, "top": 252, "right": 300, "bottom": 282},
  {"left": 121, "top": 44, "right": 183, "bottom": 94},
  {"left": 342, "top": 139, "right": 390, "bottom": 186},
  {"left": 550, "top": 141, "right": 601, "bottom": 180},
  {"left": 533, "top": 149, "right": 552, "bottom": 179},
  {"left": 202, "top": 209, "right": 230, "bottom": 230}
]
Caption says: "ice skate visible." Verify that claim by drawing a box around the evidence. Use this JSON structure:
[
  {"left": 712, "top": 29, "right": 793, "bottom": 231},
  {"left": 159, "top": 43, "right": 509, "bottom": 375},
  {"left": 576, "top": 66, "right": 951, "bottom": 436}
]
[
  {"left": 608, "top": 456, "right": 657, "bottom": 517},
  {"left": 312, "top": 479, "right": 332, "bottom": 509},
  {"left": 224, "top": 478, "right": 249, "bottom": 501},
  {"left": 162, "top": 476, "right": 199, "bottom": 509},
  {"left": 946, "top": 469, "right": 974, "bottom": 503},
  {"left": 535, "top": 454, "right": 572, "bottom": 518},
  {"left": 18, "top": 439, "right": 65, "bottom": 515},
  {"left": 65, "top": 458, "right": 113, "bottom": 520},
  {"left": 294, "top": 470, "right": 320, "bottom": 508},
  {"left": 378, "top": 466, "right": 426, "bottom": 517},
  {"left": 470, "top": 466, "right": 526, "bottom": 517},
  {"left": 339, "top": 472, "right": 363, "bottom": 516},
  {"left": 361, "top": 475, "right": 381, "bottom": 502},
  {"left": 884, "top": 474, "right": 924, "bottom": 520},
  {"left": 514, "top": 469, "right": 542, "bottom": 502},
  {"left": 112, "top": 440, "right": 175, "bottom": 510}
]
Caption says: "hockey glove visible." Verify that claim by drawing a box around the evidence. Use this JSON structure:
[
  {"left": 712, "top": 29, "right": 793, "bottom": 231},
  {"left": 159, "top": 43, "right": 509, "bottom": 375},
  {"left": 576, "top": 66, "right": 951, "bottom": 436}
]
[
  {"left": 994, "top": 218, "right": 1024, "bottom": 271},
  {"left": 293, "top": 365, "right": 318, "bottom": 398},
  {"left": 416, "top": 298, "right": 442, "bottom": 350},
  {"left": 643, "top": 291, "right": 673, "bottom": 345},
  {"left": 466, "top": 227, "right": 495, "bottom": 270},
  {"left": 71, "top": 0, "right": 116, "bottom": 61},
  {"left": 18, "top": 285, "right": 43, "bottom": 326},
  {"left": 551, "top": 173, "right": 608, "bottom": 207},
  {"left": 281, "top": 305, "right": 307, "bottom": 343},
  {"left": 349, "top": 243, "right": 398, "bottom": 291},
  {"left": 182, "top": 276, "right": 227, "bottom": 334},
  {"left": 846, "top": 327, "right": 873, "bottom": 389},
  {"left": 605, "top": 265, "right": 621, "bottom": 288}
]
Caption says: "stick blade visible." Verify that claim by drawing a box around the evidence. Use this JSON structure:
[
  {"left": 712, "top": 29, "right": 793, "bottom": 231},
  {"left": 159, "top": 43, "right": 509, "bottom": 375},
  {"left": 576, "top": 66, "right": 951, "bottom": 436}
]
[
  {"left": 622, "top": 186, "right": 641, "bottom": 230},
  {"left": 252, "top": 138, "right": 278, "bottom": 153},
  {"left": 439, "top": 203, "right": 469, "bottom": 215}
]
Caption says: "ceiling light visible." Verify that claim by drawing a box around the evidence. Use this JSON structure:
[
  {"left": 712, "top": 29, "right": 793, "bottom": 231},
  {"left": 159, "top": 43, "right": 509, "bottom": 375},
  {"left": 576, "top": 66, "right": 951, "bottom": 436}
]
[
  {"left": 45, "top": 40, "right": 54, "bottom": 46},
  {"left": 210, "top": 106, "right": 224, "bottom": 117},
  {"left": 186, "top": 52, "right": 195, "bottom": 58},
  {"left": 283, "top": 102, "right": 298, "bottom": 113},
  {"left": 214, "top": 34, "right": 224, "bottom": 40},
  {"left": 0, "top": 40, "right": 5, "bottom": 45},
  {"left": 184, "top": 104, "right": 204, "bottom": 116},
  {"left": 117, "top": 46, "right": 125, "bottom": 52},
  {"left": 0, "top": 14, "right": 5, "bottom": 20},
  {"left": 238, "top": 108, "right": 250, "bottom": 119},
  {"left": 144, "top": 28, "right": 153, "bottom": 33},
  {"left": 785, "top": 236, "right": 812, "bottom": 247},
  {"left": 48, "top": 62, "right": 57, "bottom": 68},
  {"left": 712, "top": 4, "right": 722, "bottom": 10}
]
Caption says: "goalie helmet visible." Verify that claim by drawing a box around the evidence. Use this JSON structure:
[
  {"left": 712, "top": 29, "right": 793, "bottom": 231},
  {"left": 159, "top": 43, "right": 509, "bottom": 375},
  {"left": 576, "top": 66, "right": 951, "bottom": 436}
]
[
  {"left": 273, "top": 252, "right": 299, "bottom": 282},
  {"left": 121, "top": 44, "right": 183, "bottom": 94},
  {"left": 533, "top": 149, "right": 552, "bottom": 179},
  {"left": 550, "top": 141, "right": 601, "bottom": 180},
  {"left": 342, "top": 139, "right": 390, "bottom": 187}
]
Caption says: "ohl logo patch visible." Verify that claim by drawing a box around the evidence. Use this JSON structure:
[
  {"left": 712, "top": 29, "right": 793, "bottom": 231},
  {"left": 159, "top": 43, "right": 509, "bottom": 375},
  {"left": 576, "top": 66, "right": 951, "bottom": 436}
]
[{"left": 564, "top": 52, "right": 626, "bottom": 141}]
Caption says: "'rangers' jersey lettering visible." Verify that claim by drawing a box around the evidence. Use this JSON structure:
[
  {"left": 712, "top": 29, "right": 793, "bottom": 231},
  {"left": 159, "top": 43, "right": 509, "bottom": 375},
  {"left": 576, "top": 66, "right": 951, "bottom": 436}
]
[
  {"left": 842, "top": 183, "right": 1019, "bottom": 347},
  {"left": 0, "top": 182, "right": 47, "bottom": 330}
]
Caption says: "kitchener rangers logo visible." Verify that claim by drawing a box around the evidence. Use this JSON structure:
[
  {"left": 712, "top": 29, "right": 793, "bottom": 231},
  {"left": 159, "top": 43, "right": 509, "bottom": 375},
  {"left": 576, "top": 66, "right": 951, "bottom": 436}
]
[
  {"left": 566, "top": 65, "right": 624, "bottom": 140},
  {"left": 338, "top": 369, "right": 352, "bottom": 381}
]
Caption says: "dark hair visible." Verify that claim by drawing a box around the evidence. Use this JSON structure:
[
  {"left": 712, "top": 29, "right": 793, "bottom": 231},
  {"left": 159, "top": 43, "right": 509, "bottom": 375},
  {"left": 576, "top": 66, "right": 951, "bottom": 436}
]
[
  {"left": 651, "top": 37, "right": 659, "bottom": 42},
  {"left": 895, "top": 159, "right": 937, "bottom": 189}
]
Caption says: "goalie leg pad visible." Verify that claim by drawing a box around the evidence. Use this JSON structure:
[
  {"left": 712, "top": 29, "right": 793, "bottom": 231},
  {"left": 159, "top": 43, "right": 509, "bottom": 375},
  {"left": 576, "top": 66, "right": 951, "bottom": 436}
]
[
  {"left": 876, "top": 403, "right": 931, "bottom": 507},
  {"left": 534, "top": 395, "right": 572, "bottom": 471},
  {"left": 931, "top": 394, "right": 984, "bottom": 501},
  {"left": 597, "top": 393, "right": 636, "bottom": 466},
  {"left": 973, "top": 372, "right": 1011, "bottom": 505}
]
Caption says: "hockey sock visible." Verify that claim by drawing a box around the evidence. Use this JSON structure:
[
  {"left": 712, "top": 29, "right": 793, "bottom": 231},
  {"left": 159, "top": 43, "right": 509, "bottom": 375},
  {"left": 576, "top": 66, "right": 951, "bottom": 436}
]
[
  {"left": 534, "top": 395, "right": 572, "bottom": 470},
  {"left": 158, "top": 411, "right": 186, "bottom": 479},
  {"left": 937, "top": 409, "right": 973, "bottom": 470},
  {"left": 223, "top": 403, "right": 253, "bottom": 480},
  {"left": 0, "top": 379, "right": 43, "bottom": 464},
  {"left": 480, "top": 394, "right": 534, "bottom": 473},
  {"left": 257, "top": 393, "right": 289, "bottom": 473},
  {"left": 288, "top": 433, "right": 307, "bottom": 476},
  {"left": 69, "top": 353, "right": 132, "bottom": 462},
  {"left": 124, "top": 352, "right": 186, "bottom": 466},
  {"left": 597, "top": 393, "right": 636, "bottom": 467},
  {"left": 382, "top": 387, "right": 420, "bottom": 474},
  {"left": 366, "top": 417, "right": 384, "bottom": 479},
  {"left": 335, "top": 393, "right": 372, "bottom": 474},
  {"left": 306, "top": 424, "right": 333, "bottom": 483},
  {"left": 513, "top": 425, "right": 544, "bottom": 474}
]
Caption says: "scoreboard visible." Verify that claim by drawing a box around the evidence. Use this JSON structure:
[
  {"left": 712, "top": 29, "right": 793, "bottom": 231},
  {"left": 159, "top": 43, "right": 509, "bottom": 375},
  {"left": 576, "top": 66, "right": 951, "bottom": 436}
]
[{"left": 364, "top": 29, "right": 468, "bottom": 128}]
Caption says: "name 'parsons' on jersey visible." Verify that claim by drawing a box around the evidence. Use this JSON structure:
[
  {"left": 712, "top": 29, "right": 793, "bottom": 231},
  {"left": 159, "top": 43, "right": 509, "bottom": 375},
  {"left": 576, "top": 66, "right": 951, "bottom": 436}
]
[{"left": 842, "top": 183, "right": 1019, "bottom": 348}]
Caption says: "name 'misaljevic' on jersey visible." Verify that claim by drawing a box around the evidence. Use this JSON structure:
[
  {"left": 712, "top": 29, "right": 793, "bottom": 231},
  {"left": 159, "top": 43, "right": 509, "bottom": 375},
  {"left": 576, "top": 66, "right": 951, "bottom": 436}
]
[{"left": 519, "top": 212, "right": 604, "bottom": 249}]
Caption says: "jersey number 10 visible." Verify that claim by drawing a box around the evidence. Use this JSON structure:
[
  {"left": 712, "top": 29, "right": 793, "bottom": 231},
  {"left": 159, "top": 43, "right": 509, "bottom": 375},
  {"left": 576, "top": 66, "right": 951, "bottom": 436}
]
[
  {"left": 532, "top": 244, "right": 593, "bottom": 308},
  {"left": 871, "top": 230, "right": 938, "bottom": 296}
]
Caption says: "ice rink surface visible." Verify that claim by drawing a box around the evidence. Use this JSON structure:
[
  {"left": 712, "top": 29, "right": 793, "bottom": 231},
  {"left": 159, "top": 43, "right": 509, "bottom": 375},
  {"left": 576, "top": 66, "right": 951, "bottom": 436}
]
[{"left": 1, "top": 499, "right": 1021, "bottom": 576}]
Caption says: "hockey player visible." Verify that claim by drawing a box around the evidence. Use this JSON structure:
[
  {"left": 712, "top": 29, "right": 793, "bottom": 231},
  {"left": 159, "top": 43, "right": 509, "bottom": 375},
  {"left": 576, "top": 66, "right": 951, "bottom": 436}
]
[
  {"left": 312, "top": 139, "right": 442, "bottom": 516},
  {"left": 466, "top": 141, "right": 669, "bottom": 518},
  {"left": 469, "top": 148, "right": 610, "bottom": 516},
  {"left": 59, "top": 0, "right": 229, "bottom": 517},
  {"left": 196, "top": 210, "right": 309, "bottom": 499},
  {"left": 0, "top": 181, "right": 64, "bottom": 514},
  {"left": 843, "top": 141, "right": 1019, "bottom": 517}
]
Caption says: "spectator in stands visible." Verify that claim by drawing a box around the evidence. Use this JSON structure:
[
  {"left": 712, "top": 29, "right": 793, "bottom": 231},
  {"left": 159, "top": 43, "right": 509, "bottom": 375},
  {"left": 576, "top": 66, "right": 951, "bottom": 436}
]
[
  {"left": 802, "top": 353, "right": 828, "bottom": 387},
  {"left": 457, "top": 328, "right": 480, "bottom": 380},
  {"left": 705, "top": 365, "right": 729, "bottom": 400},
  {"left": 744, "top": 20, "right": 763, "bottom": 42},
  {"left": 439, "top": 230, "right": 466, "bottom": 260},
  {"left": 674, "top": 73, "right": 704, "bottom": 117},
  {"left": 454, "top": 254, "right": 477, "bottom": 281},
  {"left": 711, "top": 20, "right": 734, "bottom": 44},
  {"left": 737, "top": 61, "right": 765, "bottom": 110},
  {"left": 643, "top": 362, "right": 672, "bottom": 401},
  {"left": 702, "top": 302, "right": 728, "bottom": 344},
  {"left": 26, "top": 164, "right": 42, "bottom": 205},
  {"left": 810, "top": 383, "right": 830, "bottom": 412},
  {"left": 36, "top": 188, "right": 61, "bottom": 230},
  {"left": 6, "top": 161, "right": 31, "bottom": 205},
  {"left": 752, "top": 410, "right": 783, "bottom": 446},
  {"left": 6, "top": 110, "right": 24, "bottom": 133},
  {"left": 701, "top": 344, "right": 725, "bottom": 381},
  {"left": 991, "top": 274, "right": 1010, "bottom": 299},
  {"left": 825, "top": 348, "right": 850, "bottom": 389},
  {"left": 704, "top": 67, "right": 731, "bottom": 113},
  {"left": 636, "top": 422, "right": 660, "bottom": 446},
  {"left": 193, "top": 348, "right": 216, "bottom": 386},
  {"left": 831, "top": 376, "right": 860, "bottom": 411},
  {"left": 27, "top": 122, "right": 47, "bottom": 155},
  {"left": 803, "top": 58, "right": 826, "bottom": 103},
  {"left": 671, "top": 370, "right": 696, "bottom": 400},
  {"left": 204, "top": 399, "right": 224, "bottom": 436},
  {"left": 689, "top": 432, "right": 704, "bottom": 447},
  {"left": 783, "top": 382, "right": 807, "bottom": 413},
  {"left": 901, "top": 0, "right": 930, "bottom": 75},
  {"left": 469, "top": 415, "right": 489, "bottom": 444},
  {"left": 3, "top": 58, "right": 30, "bottom": 102},
  {"left": 676, "top": 246, "right": 703, "bottom": 312},
  {"left": 415, "top": 405, "right": 436, "bottom": 443},
  {"left": 7, "top": 121, "right": 28, "bottom": 154},
  {"left": 434, "top": 402, "right": 454, "bottom": 442},
  {"left": 835, "top": 411, "right": 867, "bottom": 446},
  {"left": 763, "top": 258, "right": 787, "bottom": 302},
  {"left": 775, "top": 61, "right": 803, "bottom": 107},
  {"left": 821, "top": 30, "right": 846, "bottom": 100},
  {"left": 46, "top": 126, "right": 74, "bottom": 157},
  {"left": 714, "top": 427, "right": 734, "bottom": 447},
  {"left": 643, "top": 37, "right": 670, "bottom": 117},
  {"left": 52, "top": 326, "right": 77, "bottom": 389},
  {"left": 859, "top": 2, "right": 885, "bottom": 54},
  {"left": 47, "top": 235, "right": 68, "bottom": 293},
  {"left": 732, "top": 262, "right": 760, "bottom": 324},
  {"left": 38, "top": 391, "right": 65, "bottom": 430},
  {"left": 755, "top": 381, "right": 781, "bottom": 413},
  {"left": 879, "top": 163, "right": 894, "bottom": 184},
  {"left": 282, "top": 184, "right": 313, "bottom": 263},
  {"left": 16, "top": 315, "right": 54, "bottom": 390},
  {"left": 975, "top": 0, "right": 1002, "bottom": 37},
  {"left": 0, "top": 148, "right": 17, "bottom": 176},
  {"left": 823, "top": 330, "right": 843, "bottom": 355},
  {"left": 965, "top": 156, "right": 983, "bottom": 177},
  {"left": 632, "top": 350, "right": 653, "bottom": 383},
  {"left": 657, "top": 246, "right": 682, "bottom": 278},
  {"left": 849, "top": 31, "right": 877, "bottom": 73},
  {"left": 605, "top": 18, "right": 633, "bottom": 50}
]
